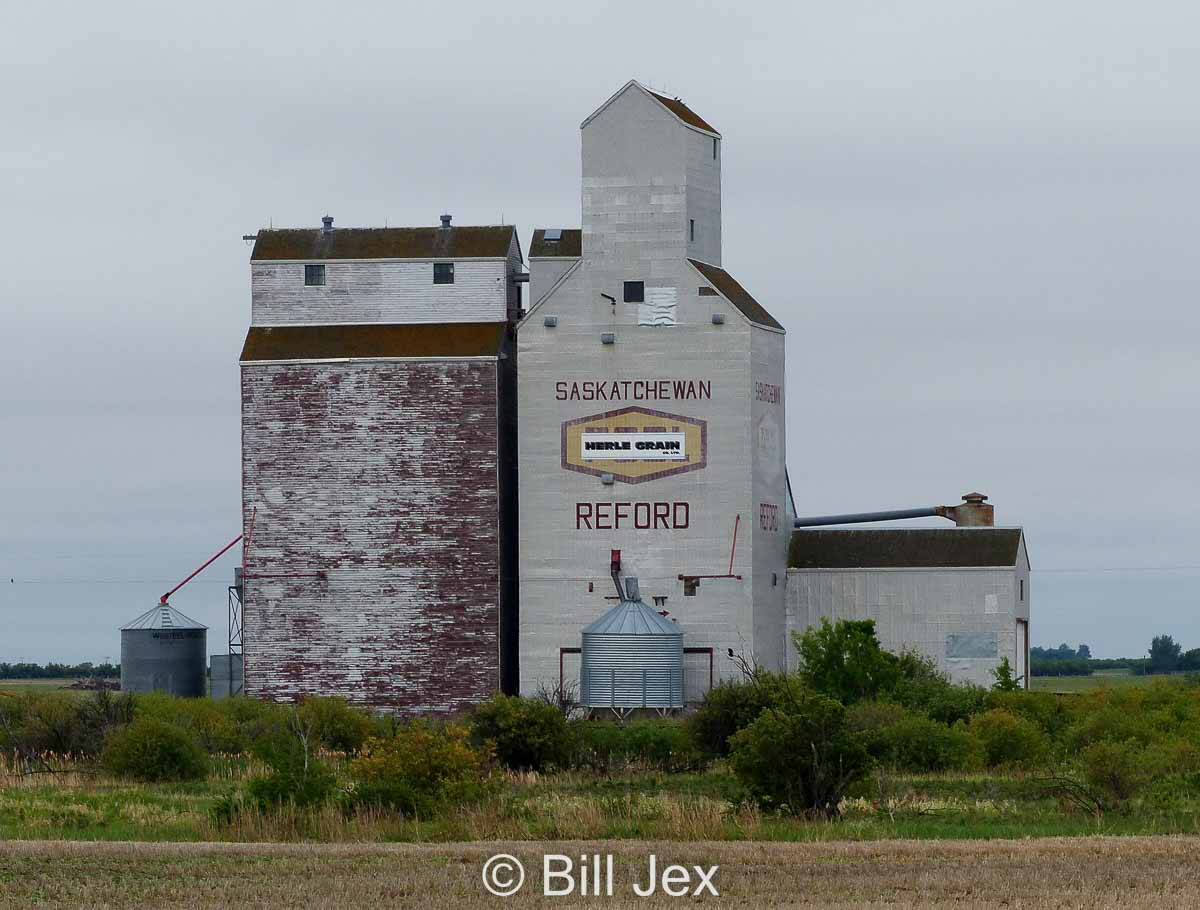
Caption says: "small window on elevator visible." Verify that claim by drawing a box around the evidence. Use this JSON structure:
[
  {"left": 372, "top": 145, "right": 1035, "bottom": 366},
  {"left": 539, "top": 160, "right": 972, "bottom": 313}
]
[
  {"left": 689, "top": 219, "right": 695, "bottom": 242},
  {"left": 304, "top": 264, "right": 325, "bottom": 286}
]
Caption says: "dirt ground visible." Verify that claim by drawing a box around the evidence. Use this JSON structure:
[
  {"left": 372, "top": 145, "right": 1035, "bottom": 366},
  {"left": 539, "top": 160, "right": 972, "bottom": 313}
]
[{"left": 2, "top": 835, "right": 1200, "bottom": 908}]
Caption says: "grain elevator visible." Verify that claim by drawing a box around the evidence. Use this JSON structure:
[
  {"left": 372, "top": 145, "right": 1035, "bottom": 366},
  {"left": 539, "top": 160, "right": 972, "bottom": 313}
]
[{"left": 517, "top": 81, "right": 790, "bottom": 699}]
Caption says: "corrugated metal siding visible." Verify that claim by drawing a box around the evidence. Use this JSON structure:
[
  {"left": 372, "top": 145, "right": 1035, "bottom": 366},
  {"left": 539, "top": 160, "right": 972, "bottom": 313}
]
[
  {"left": 241, "top": 358, "right": 501, "bottom": 712},
  {"left": 785, "top": 567, "right": 1020, "bottom": 688},
  {"left": 251, "top": 259, "right": 509, "bottom": 326}
]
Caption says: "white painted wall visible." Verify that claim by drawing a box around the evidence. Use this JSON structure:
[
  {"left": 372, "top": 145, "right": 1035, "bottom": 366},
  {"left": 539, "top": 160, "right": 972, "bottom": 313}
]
[
  {"left": 785, "top": 565, "right": 1026, "bottom": 688},
  {"left": 251, "top": 258, "right": 510, "bottom": 326}
]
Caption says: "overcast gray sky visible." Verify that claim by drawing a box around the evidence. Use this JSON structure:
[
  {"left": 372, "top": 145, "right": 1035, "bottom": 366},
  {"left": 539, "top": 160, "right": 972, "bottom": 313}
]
[{"left": 2, "top": 1, "right": 1197, "bottom": 662}]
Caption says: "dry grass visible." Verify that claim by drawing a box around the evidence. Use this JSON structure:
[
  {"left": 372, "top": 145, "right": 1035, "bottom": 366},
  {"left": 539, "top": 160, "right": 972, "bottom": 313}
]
[{"left": 3, "top": 836, "right": 1200, "bottom": 908}]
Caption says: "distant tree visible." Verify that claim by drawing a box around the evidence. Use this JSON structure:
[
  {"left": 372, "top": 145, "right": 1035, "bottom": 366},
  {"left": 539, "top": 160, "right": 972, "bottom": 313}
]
[
  {"left": 1181, "top": 649, "right": 1200, "bottom": 672},
  {"left": 1150, "top": 635, "right": 1182, "bottom": 674},
  {"left": 1077, "top": 644, "right": 1092, "bottom": 660}
]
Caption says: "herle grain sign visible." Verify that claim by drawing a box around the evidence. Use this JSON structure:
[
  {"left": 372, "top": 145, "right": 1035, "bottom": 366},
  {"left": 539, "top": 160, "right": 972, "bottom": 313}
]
[{"left": 562, "top": 406, "right": 707, "bottom": 484}]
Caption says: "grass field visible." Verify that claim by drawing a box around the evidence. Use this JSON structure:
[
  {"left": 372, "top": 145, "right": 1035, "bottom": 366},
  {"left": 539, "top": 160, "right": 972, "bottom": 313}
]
[
  {"left": 0, "top": 678, "right": 81, "bottom": 693},
  {"left": 3, "top": 836, "right": 1200, "bottom": 908},
  {"left": 1030, "top": 670, "right": 1160, "bottom": 693},
  {"left": 6, "top": 757, "right": 1200, "bottom": 845}
]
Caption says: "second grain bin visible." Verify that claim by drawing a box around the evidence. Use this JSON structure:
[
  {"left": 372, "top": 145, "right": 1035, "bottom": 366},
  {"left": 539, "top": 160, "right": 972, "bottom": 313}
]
[
  {"left": 580, "top": 577, "right": 684, "bottom": 712},
  {"left": 120, "top": 605, "right": 207, "bottom": 697}
]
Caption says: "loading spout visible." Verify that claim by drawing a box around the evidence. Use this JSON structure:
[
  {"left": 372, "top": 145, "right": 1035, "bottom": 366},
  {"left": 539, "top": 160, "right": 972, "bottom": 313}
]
[{"left": 793, "top": 493, "right": 994, "bottom": 529}]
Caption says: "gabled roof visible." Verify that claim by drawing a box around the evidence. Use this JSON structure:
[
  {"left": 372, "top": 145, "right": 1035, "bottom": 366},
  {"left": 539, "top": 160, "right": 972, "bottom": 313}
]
[
  {"left": 644, "top": 88, "right": 719, "bottom": 135},
  {"left": 251, "top": 226, "right": 516, "bottom": 261},
  {"left": 582, "top": 599, "right": 682, "bottom": 636},
  {"left": 581, "top": 80, "right": 721, "bottom": 137},
  {"left": 122, "top": 605, "right": 207, "bottom": 631},
  {"left": 688, "top": 259, "right": 783, "bottom": 331},
  {"left": 240, "top": 323, "right": 505, "bottom": 361},
  {"left": 789, "top": 528, "right": 1025, "bottom": 570},
  {"left": 530, "top": 229, "right": 582, "bottom": 258}
]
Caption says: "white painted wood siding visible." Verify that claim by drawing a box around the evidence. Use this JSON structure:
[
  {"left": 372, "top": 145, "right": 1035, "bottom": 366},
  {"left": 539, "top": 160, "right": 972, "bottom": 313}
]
[{"left": 251, "top": 259, "right": 509, "bottom": 326}]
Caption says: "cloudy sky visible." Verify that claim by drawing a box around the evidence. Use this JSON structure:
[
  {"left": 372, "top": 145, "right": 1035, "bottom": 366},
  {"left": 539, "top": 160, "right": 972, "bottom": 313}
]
[{"left": 2, "top": 1, "right": 1197, "bottom": 662}]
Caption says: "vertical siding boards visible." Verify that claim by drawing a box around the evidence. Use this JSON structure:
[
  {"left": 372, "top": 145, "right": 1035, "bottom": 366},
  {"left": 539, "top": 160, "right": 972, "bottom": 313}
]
[{"left": 240, "top": 357, "right": 503, "bottom": 712}]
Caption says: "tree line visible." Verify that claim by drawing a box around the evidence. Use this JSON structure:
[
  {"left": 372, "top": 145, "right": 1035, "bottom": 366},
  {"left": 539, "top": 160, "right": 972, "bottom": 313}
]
[
  {"left": 0, "top": 662, "right": 120, "bottom": 679},
  {"left": 1032, "top": 636, "right": 1200, "bottom": 677}
]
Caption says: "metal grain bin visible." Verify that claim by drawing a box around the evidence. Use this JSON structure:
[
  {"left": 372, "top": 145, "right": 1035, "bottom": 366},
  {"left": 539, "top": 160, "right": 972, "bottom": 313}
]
[
  {"left": 580, "top": 580, "right": 684, "bottom": 709},
  {"left": 120, "top": 605, "right": 207, "bottom": 697}
]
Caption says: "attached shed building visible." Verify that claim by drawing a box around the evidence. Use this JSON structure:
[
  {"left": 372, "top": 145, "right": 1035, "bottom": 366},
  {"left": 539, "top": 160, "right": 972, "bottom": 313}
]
[
  {"left": 239, "top": 219, "right": 523, "bottom": 712},
  {"left": 786, "top": 528, "right": 1031, "bottom": 688}
]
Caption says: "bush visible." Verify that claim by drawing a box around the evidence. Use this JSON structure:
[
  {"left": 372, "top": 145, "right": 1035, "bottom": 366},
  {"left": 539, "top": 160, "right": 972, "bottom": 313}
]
[
  {"left": 296, "top": 696, "right": 375, "bottom": 753},
  {"left": 792, "top": 619, "right": 900, "bottom": 705},
  {"left": 101, "top": 718, "right": 209, "bottom": 782},
  {"left": 728, "top": 691, "right": 871, "bottom": 816},
  {"left": 246, "top": 722, "right": 338, "bottom": 809},
  {"left": 687, "top": 671, "right": 807, "bottom": 757},
  {"left": 347, "top": 721, "right": 491, "bottom": 815},
  {"left": 470, "top": 694, "right": 572, "bottom": 772},
  {"left": 570, "top": 720, "right": 706, "bottom": 772},
  {"left": 890, "top": 652, "right": 988, "bottom": 726},
  {"left": 986, "top": 690, "right": 1072, "bottom": 740},
  {"left": 1079, "top": 741, "right": 1156, "bottom": 809},
  {"left": 848, "top": 702, "right": 978, "bottom": 772},
  {"left": 966, "top": 708, "right": 1048, "bottom": 768}
]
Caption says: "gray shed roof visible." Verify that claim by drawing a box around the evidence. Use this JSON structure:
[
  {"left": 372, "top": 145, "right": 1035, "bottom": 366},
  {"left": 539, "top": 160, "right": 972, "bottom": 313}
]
[
  {"left": 582, "top": 599, "right": 682, "bottom": 636},
  {"left": 121, "top": 605, "right": 208, "bottom": 631},
  {"left": 789, "top": 528, "right": 1024, "bottom": 570},
  {"left": 530, "top": 229, "right": 582, "bottom": 258}
]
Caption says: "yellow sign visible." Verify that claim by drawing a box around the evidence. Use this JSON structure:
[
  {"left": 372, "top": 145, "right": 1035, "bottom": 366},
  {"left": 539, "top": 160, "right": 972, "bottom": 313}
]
[{"left": 562, "top": 407, "right": 707, "bottom": 484}]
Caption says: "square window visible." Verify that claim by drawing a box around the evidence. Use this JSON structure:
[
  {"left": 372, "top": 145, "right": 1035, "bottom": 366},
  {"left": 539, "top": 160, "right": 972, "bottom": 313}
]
[
  {"left": 304, "top": 264, "right": 325, "bottom": 287},
  {"left": 433, "top": 262, "right": 455, "bottom": 284},
  {"left": 623, "top": 280, "right": 644, "bottom": 303}
]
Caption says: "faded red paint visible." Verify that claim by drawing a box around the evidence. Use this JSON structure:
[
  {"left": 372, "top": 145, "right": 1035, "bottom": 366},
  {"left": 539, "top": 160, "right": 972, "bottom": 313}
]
[{"left": 240, "top": 358, "right": 501, "bottom": 713}]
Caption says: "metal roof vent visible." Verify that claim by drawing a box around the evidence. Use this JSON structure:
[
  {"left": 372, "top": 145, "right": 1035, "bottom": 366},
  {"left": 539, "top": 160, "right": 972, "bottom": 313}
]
[
  {"left": 440, "top": 213, "right": 452, "bottom": 228},
  {"left": 580, "top": 575, "right": 684, "bottom": 710},
  {"left": 321, "top": 215, "right": 334, "bottom": 233}
]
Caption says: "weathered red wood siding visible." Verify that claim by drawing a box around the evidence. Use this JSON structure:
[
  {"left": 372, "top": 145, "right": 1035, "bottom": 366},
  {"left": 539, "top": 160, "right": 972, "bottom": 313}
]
[{"left": 240, "top": 358, "right": 500, "bottom": 712}]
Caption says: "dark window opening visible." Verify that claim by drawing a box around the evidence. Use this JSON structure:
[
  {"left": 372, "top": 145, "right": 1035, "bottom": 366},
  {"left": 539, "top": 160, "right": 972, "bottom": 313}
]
[
  {"left": 690, "top": 219, "right": 695, "bottom": 241},
  {"left": 623, "top": 280, "right": 644, "bottom": 303},
  {"left": 1020, "top": 579, "right": 1024, "bottom": 602},
  {"left": 304, "top": 264, "right": 325, "bottom": 287},
  {"left": 698, "top": 286, "right": 718, "bottom": 296},
  {"left": 712, "top": 137, "right": 718, "bottom": 159},
  {"left": 683, "top": 576, "right": 699, "bottom": 597},
  {"left": 433, "top": 262, "right": 455, "bottom": 284}
]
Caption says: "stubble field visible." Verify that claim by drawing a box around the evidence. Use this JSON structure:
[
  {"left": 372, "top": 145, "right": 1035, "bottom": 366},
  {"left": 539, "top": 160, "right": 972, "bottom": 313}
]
[{"left": 3, "top": 836, "right": 1200, "bottom": 908}]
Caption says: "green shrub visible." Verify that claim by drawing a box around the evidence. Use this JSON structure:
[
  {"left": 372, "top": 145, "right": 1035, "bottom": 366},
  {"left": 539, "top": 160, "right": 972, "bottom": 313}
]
[
  {"left": 890, "top": 652, "right": 988, "bottom": 725},
  {"left": 985, "top": 689, "right": 1072, "bottom": 740},
  {"left": 848, "top": 702, "right": 977, "bottom": 772},
  {"left": 966, "top": 708, "right": 1048, "bottom": 768},
  {"left": 246, "top": 723, "right": 338, "bottom": 808},
  {"left": 687, "top": 671, "right": 807, "bottom": 756},
  {"left": 470, "top": 693, "right": 572, "bottom": 771},
  {"left": 570, "top": 720, "right": 705, "bottom": 772},
  {"left": 347, "top": 721, "right": 491, "bottom": 814},
  {"left": 1079, "top": 740, "right": 1156, "bottom": 809},
  {"left": 728, "top": 691, "right": 871, "bottom": 816},
  {"left": 296, "top": 696, "right": 375, "bottom": 753},
  {"left": 622, "top": 720, "right": 706, "bottom": 772},
  {"left": 792, "top": 619, "right": 900, "bottom": 705},
  {"left": 101, "top": 718, "right": 209, "bottom": 781}
]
